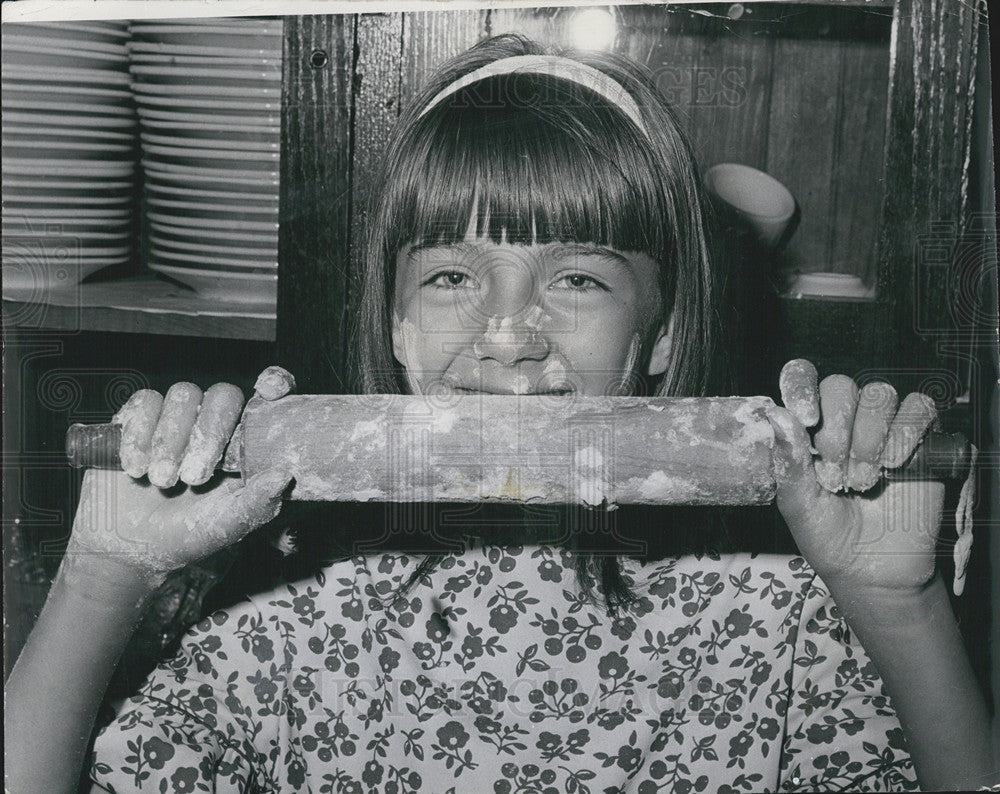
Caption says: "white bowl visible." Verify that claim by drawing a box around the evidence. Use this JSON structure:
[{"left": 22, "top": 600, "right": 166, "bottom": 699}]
[
  {"left": 786, "top": 272, "right": 876, "bottom": 299},
  {"left": 704, "top": 163, "right": 797, "bottom": 248}
]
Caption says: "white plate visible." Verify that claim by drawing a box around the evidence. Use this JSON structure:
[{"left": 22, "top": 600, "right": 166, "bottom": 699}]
[
  {"left": 136, "top": 115, "right": 278, "bottom": 136},
  {"left": 0, "top": 33, "right": 128, "bottom": 56},
  {"left": 140, "top": 132, "right": 278, "bottom": 152},
  {"left": 143, "top": 164, "right": 278, "bottom": 188},
  {"left": 3, "top": 194, "right": 133, "bottom": 208},
  {"left": 3, "top": 128, "right": 135, "bottom": 143},
  {"left": 130, "top": 64, "right": 280, "bottom": 81},
  {"left": 147, "top": 210, "right": 277, "bottom": 233},
  {"left": 3, "top": 160, "right": 135, "bottom": 177},
  {"left": 2, "top": 43, "right": 128, "bottom": 69},
  {"left": 0, "top": 97, "right": 137, "bottom": 116},
  {"left": 128, "top": 52, "right": 281, "bottom": 67},
  {"left": 134, "top": 105, "right": 278, "bottom": 126},
  {"left": 149, "top": 218, "right": 277, "bottom": 243},
  {"left": 4, "top": 143, "right": 136, "bottom": 162},
  {"left": 4, "top": 22, "right": 129, "bottom": 43},
  {"left": 146, "top": 195, "right": 277, "bottom": 214},
  {"left": 2, "top": 177, "right": 133, "bottom": 192},
  {"left": 142, "top": 162, "right": 278, "bottom": 183},
  {"left": 149, "top": 245, "right": 276, "bottom": 270},
  {"left": 131, "top": 92, "right": 279, "bottom": 112},
  {"left": 138, "top": 124, "right": 278, "bottom": 145},
  {"left": 150, "top": 231, "right": 276, "bottom": 259},
  {"left": 148, "top": 260, "right": 277, "bottom": 303},
  {"left": 143, "top": 141, "right": 278, "bottom": 162},
  {"left": 130, "top": 82, "right": 280, "bottom": 99},
  {"left": 3, "top": 80, "right": 132, "bottom": 103},
  {"left": 126, "top": 41, "right": 280, "bottom": 58},
  {"left": 144, "top": 181, "right": 274, "bottom": 202},
  {"left": 1, "top": 64, "right": 131, "bottom": 85},
  {"left": 3, "top": 111, "right": 137, "bottom": 130},
  {"left": 1, "top": 204, "right": 131, "bottom": 219}
]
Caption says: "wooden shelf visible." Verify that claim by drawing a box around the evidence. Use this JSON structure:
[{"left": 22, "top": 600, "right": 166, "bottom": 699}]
[{"left": 2, "top": 273, "right": 275, "bottom": 341}]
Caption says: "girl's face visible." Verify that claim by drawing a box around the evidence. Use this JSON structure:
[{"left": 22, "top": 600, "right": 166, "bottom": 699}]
[{"left": 392, "top": 230, "right": 672, "bottom": 397}]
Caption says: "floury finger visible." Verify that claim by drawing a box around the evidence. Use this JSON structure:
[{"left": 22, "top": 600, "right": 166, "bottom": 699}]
[
  {"left": 846, "top": 381, "right": 898, "bottom": 491},
  {"left": 147, "top": 383, "right": 203, "bottom": 488},
  {"left": 113, "top": 389, "right": 164, "bottom": 479},
  {"left": 778, "top": 359, "right": 820, "bottom": 428},
  {"left": 882, "top": 392, "right": 938, "bottom": 469},
  {"left": 812, "top": 375, "right": 859, "bottom": 492},
  {"left": 178, "top": 383, "right": 245, "bottom": 486}
]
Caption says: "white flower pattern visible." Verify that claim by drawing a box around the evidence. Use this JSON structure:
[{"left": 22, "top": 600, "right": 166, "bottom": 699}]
[{"left": 90, "top": 546, "right": 918, "bottom": 793}]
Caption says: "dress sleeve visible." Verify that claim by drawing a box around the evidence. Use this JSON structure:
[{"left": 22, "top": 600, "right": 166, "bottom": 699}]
[
  {"left": 777, "top": 576, "right": 920, "bottom": 792},
  {"left": 89, "top": 608, "right": 275, "bottom": 793}
]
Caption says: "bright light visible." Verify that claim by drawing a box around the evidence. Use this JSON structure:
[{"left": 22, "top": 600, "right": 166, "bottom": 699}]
[{"left": 568, "top": 8, "right": 617, "bottom": 51}]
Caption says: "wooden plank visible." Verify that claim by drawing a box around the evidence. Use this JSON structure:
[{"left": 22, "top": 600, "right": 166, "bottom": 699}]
[
  {"left": 828, "top": 30, "right": 891, "bottom": 285},
  {"left": 2, "top": 275, "right": 275, "bottom": 340},
  {"left": 875, "top": 0, "right": 981, "bottom": 369},
  {"left": 683, "top": 14, "right": 775, "bottom": 171},
  {"left": 618, "top": 4, "right": 704, "bottom": 142},
  {"left": 278, "top": 15, "right": 355, "bottom": 394},
  {"left": 400, "top": 9, "right": 482, "bottom": 102},
  {"left": 345, "top": 13, "right": 404, "bottom": 391},
  {"left": 766, "top": 33, "right": 841, "bottom": 274}
]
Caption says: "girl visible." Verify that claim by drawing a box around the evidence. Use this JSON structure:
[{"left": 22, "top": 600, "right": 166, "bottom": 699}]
[{"left": 6, "top": 34, "right": 994, "bottom": 793}]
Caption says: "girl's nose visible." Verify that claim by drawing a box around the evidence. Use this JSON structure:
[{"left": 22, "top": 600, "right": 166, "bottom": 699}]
[
  {"left": 473, "top": 316, "right": 550, "bottom": 365},
  {"left": 469, "top": 257, "right": 549, "bottom": 365}
]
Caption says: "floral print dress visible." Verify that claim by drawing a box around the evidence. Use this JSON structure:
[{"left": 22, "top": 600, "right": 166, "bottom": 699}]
[{"left": 90, "top": 544, "right": 918, "bottom": 793}]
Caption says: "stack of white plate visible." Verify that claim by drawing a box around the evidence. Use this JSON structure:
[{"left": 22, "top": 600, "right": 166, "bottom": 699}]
[
  {"left": 2, "top": 22, "right": 138, "bottom": 291},
  {"left": 128, "top": 18, "right": 281, "bottom": 304}
]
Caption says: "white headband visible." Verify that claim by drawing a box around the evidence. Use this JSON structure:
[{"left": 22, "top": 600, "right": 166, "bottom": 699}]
[{"left": 418, "top": 54, "right": 649, "bottom": 139}]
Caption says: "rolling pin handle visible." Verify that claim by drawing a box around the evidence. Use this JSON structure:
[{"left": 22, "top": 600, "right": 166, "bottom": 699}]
[{"left": 66, "top": 422, "right": 121, "bottom": 470}]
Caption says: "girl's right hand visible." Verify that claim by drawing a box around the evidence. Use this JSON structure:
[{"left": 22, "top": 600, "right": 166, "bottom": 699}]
[{"left": 64, "top": 366, "right": 296, "bottom": 589}]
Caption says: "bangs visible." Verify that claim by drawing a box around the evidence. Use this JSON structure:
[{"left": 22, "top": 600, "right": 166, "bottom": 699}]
[{"left": 380, "top": 74, "right": 670, "bottom": 261}]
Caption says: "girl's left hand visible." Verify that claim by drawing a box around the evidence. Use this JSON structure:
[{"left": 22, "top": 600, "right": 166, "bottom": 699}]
[{"left": 766, "top": 359, "right": 944, "bottom": 596}]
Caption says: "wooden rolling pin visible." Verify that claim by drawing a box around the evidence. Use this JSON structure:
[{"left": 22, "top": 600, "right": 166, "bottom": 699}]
[{"left": 65, "top": 395, "right": 971, "bottom": 506}]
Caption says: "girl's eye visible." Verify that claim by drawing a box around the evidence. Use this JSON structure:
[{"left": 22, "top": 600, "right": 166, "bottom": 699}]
[
  {"left": 426, "top": 271, "right": 474, "bottom": 289},
  {"left": 551, "top": 273, "right": 606, "bottom": 292}
]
